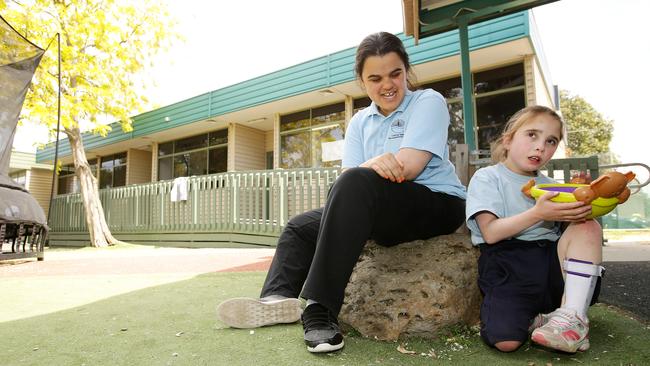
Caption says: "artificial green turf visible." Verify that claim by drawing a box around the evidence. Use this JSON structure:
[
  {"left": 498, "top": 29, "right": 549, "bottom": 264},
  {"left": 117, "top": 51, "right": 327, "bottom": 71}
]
[{"left": 1, "top": 271, "right": 649, "bottom": 365}]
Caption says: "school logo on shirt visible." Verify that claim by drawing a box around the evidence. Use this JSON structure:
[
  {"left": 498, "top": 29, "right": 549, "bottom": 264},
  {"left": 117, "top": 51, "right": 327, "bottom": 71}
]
[{"left": 388, "top": 119, "right": 405, "bottom": 139}]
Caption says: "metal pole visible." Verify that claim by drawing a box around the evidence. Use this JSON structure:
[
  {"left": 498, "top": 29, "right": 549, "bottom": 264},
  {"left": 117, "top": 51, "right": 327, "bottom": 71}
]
[
  {"left": 47, "top": 33, "right": 61, "bottom": 223},
  {"left": 457, "top": 17, "right": 477, "bottom": 152}
]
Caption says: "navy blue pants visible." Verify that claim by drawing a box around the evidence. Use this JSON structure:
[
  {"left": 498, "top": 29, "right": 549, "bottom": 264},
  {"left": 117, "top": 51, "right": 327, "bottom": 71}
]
[
  {"left": 260, "top": 167, "right": 466, "bottom": 315},
  {"left": 478, "top": 239, "right": 601, "bottom": 346}
]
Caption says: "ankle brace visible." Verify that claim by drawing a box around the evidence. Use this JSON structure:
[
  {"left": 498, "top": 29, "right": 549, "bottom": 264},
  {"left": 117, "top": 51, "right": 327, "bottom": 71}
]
[
  {"left": 563, "top": 258, "right": 604, "bottom": 319},
  {"left": 563, "top": 258, "right": 605, "bottom": 278}
]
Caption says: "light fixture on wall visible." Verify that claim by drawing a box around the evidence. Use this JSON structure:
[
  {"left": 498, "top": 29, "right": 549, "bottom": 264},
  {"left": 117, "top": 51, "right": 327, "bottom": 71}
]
[
  {"left": 164, "top": 116, "right": 170, "bottom": 122},
  {"left": 312, "top": 124, "right": 336, "bottom": 132},
  {"left": 319, "top": 89, "right": 335, "bottom": 96},
  {"left": 245, "top": 117, "right": 267, "bottom": 124}
]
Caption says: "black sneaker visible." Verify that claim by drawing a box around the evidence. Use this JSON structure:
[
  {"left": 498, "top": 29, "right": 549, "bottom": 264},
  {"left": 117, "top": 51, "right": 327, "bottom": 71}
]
[{"left": 301, "top": 303, "right": 344, "bottom": 353}]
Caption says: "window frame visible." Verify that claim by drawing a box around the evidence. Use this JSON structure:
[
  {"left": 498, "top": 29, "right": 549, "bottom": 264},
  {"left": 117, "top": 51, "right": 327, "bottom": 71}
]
[
  {"left": 157, "top": 129, "right": 229, "bottom": 181},
  {"left": 279, "top": 102, "right": 346, "bottom": 169},
  {"left": 57, "top": 159, "right": 97, "bottom": 195},
  {"left": 9, "top": 170, "right": 27, "bottom": 188},
  {"left": 99, "top": 153, "right": 127, "bottom": 189},
  {"left": 419, "top": 62, "right": 527, "bottom": 149}
]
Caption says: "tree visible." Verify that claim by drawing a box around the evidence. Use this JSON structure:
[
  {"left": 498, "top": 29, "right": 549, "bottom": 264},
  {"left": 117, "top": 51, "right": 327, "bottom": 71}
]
[
  {"left": 1, "top": 0, "right": 179, "bottom": 247},
  {"left": 560, "top": 90, "right": 614, "bottom": 157}
]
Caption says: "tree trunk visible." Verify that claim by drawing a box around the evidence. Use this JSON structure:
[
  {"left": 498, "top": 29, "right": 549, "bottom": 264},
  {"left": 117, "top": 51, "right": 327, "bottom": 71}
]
[{"left": 65, "top": 126, "right": 120, "bottom": 247}]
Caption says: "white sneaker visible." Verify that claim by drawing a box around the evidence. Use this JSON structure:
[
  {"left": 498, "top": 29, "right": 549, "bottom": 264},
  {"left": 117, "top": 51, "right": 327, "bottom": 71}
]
[
  {"left": 528, "top": 312, "right": 551, "bottom": 334},
  {"left": 531, "top": 308, "right": 590, "bottom": 353},
  {"left": 216, "top": 297, "right": 302, "bottom": 329}
]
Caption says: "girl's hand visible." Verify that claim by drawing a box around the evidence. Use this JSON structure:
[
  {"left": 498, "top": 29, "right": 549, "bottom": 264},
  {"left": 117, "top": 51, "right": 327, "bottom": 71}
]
[
  {"left": 532, "top": 191, "right": 592, "bottom": 222},
  {"left": 360, "top": 153, "right": 405, "bottom": 182}
]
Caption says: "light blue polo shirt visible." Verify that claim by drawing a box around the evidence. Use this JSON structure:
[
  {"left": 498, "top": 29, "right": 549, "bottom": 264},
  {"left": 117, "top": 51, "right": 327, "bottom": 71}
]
[
  {"left": 342, "top": 88, "right": 466, "bottom": 199},
  {"left": 466, "top": 163, "right": 562, "bottom": 245}
]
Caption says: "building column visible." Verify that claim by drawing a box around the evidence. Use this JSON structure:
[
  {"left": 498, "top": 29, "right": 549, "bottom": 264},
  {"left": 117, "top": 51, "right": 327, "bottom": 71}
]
[
  {"left": 227, "top": 123, "right": 235, "bottom": 171},
  {"left": 230, "top": 123, "right": 266, "bottom": 171},
  {"left": 126, "top": 148, "right": 152, "bottom": 185},
  {"left": 524, "top": 55, "right": 535, "bottom": 107},
  {"left": 25, "top": 169, "right": 32, "bottom": 190},
  {"left": 96, "top": 156, "right": 102, "bottom": 187},
  {"left": 344, "top": 95, "right": 353, "bottom": 129},
  {"left": 151, "top": 142, "right": 158, "bottom": 182},
  {"left": 273, "top": 114, "right": 280, "bottom": 169}
]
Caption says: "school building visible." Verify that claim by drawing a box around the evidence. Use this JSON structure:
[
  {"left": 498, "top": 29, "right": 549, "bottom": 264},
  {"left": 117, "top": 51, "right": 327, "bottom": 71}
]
[
  {"left": 8, "top": 150, "right": 54, "bottom": 216},
  {"left": 34, "top": 11, "right": 565, "bottom": 246}
]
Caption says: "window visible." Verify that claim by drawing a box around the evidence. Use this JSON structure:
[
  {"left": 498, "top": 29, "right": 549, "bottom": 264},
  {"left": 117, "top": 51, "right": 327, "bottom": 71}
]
[
  {"left": 158, "top": 156, "right": 173, "bottom": 181},
  {"left": 175, "top": 134, "right": 208, "bottom": 153},
  {"left": 353, "top": 97, "right": 371, "bottom": 116},
  {"left": 421, "top": 77, "right": 465, "bottom": 148},
  {"left": 58, "top": 164, "right": 77, "bottom": 194},
  {"left": 99, "top": 153, "right": 127, "bottom": 189},
  {"left": 427, "top": 77, "right": 462, "bottom": 99},
  {"left": 10, "top": 170, "right": 27, "bottom": 188},
  {"left": 419, "top": 63, "right": 526, "bottom": 150},
  {"left": 474, "top": 63, "right": 525, "bottom": 149},
  {"left": 265, "top": 151, "right": 274, "bottom": 169},
  {"left": 280, "top": 102, "right": 345, "bottom": 169},
  {"left": 57, "top": 159, "right": 97, "bottom": 195},
  {"left": 208, "top": 146, "right": 228, "bottom": 174},
  {"left": 447, "top": 102, "right": 465, "bottom": 147},
  {"left": 476, "top": 90, "right": 526, "bottom": 150},
  {"left": 157, "top": 129, "right": 228, "bottom": 181},
  {"left": 423, "top": 77, "right": 466, "bottom": 147},
  {"left": 474, "top": 63, "right": 524, "bottom": 94}
]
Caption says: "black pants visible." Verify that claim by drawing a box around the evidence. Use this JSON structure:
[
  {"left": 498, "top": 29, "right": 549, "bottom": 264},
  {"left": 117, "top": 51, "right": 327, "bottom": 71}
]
[{"left": 260, "top": 167, "right": 466, "bottom": 315}]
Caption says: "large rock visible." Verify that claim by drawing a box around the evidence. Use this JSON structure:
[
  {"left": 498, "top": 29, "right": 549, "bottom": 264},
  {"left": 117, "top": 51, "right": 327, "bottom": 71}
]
[{"left": 339, "top": 233, "right": 480, "bottom": 341}]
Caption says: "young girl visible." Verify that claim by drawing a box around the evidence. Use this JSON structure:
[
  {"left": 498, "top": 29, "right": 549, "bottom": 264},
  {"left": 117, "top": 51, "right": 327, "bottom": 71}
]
[
  {"left": 466, "top": 105, "right": 604, "bottom": 353},
  {"left": 216, "top": 32, "right": 466, "bottom": 353}
]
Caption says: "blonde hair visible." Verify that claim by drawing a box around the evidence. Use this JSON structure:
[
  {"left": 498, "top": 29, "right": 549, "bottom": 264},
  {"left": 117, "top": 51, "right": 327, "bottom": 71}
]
[{"left": 490, "top": 105, "right": 565, "bottom": 163}]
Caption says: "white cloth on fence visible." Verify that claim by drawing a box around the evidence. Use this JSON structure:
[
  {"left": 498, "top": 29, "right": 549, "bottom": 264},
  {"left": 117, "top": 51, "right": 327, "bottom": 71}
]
[{"left": 170, "top": 177, "right": 189, "bottom": 202}]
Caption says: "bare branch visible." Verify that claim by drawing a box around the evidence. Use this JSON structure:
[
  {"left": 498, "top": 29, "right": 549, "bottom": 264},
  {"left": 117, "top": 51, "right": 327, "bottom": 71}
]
[{"left": 120, "top": 21, "right": 144, "bottom": 45}]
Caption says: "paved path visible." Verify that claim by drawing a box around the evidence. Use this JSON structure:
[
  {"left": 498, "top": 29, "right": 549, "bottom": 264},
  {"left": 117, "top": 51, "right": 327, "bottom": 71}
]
[
  {"left": 0, "top": 247, "right": 275, "bottom": 276},
  {"left": 3, "top": 241, "right": 646, "bottom": 276},
  {"left": 0, "top": 247, "right": 276, "bottom": 322},
  {"left": 600, "top": 241, "right": 650, "bottom": 323}
]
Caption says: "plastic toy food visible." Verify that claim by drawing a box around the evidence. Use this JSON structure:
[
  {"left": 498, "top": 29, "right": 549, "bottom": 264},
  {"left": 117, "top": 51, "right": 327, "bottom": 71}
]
[
  {"left": 521, "top": 171, "right": 636, "bottom": 219},
  {"left": 573, "top": 171, "right": 636, "bottom": 204},
  {"left": 569, "top": 171, "right": 591, "bottom": 184}
]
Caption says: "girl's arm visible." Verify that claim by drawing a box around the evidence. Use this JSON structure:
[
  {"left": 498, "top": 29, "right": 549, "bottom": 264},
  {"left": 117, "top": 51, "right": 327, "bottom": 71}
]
[
  {"left": 371, "top": 90, "right": 444, "bottom": 182},
  {"left": 359, "top": 148, "right": 432, "bottom": 182},
  {"left": 475, "top": 191, "right": 592, "bottom": 244},
  {"left": 360, "top": 152, "right": 405, "bottom": 182},
  {"left": 396, "top": 148, "right": 432, "bottom": 180}
]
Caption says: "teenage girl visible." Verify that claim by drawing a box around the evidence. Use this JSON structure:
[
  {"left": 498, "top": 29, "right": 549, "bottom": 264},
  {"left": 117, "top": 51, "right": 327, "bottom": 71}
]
[{"left": 217, "top": 32, "right": 466, "bottom": 353}]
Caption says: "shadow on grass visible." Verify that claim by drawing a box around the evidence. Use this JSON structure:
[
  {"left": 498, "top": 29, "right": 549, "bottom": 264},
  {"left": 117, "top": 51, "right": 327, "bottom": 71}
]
[{"left": 2, "top": 271, "right": 648, "bottom": 366}]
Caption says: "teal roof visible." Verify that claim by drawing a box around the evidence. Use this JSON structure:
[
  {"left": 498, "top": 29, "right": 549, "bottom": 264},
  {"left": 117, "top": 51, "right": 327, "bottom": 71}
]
[{"left": 36, "top": 11, "right": 530, "bottom": 163}]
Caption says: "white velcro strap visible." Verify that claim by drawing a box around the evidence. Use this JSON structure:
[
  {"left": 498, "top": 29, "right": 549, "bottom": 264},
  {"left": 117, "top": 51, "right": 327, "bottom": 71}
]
[{"left": 563, "top": 259, "right": 604, "bottom": 277}]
